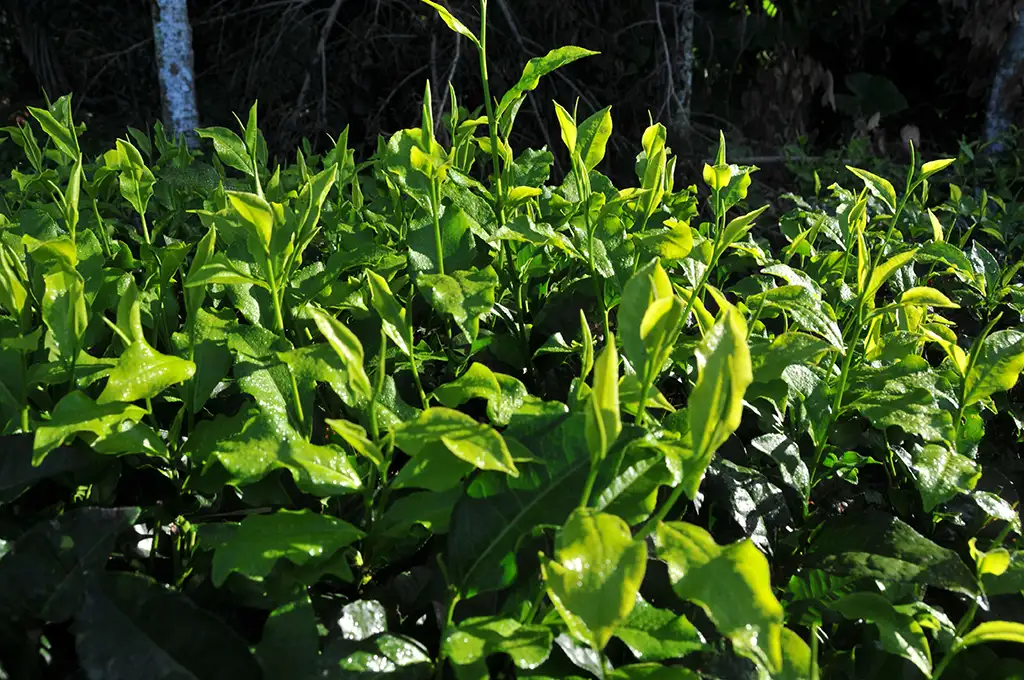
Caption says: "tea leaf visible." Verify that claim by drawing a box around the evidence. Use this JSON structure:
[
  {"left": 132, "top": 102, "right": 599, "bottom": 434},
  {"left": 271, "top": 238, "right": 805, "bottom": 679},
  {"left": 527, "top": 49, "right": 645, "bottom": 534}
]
[
  {"left": 830, "top": 592, "right": 932, "bottom": 676},
  {"left": 686, "top": 305, "right": 752, "bottom": 497},
  {"left": 747, "top": 285, "right": 843, "bottom": 350},
  {"left": 909, "top": 443, "right": 981, "bottom": 510},
  {"left": 577, "top": 106, "right": 613, "bottom": 171},
  {"left": 585, "top": 336, "right": 621, "bottom": 462},
  {"left": 394, "top": 407, "right": 518, "bottom": 484},
  {"left": 197, "top": 126, "right": 255, "bottom": 176},
  {"left": 227, "top": 191, "right": 274, "bottom": 249},
  {"left": 419, "top": 0, "right": 480, "bottom": 47},
  {"left": 542, "top": 509, "right": 646, "bottom": 650},
  {"left": 964, "top": 329, "right": 1024, "bottom": 406},
  {"left": 960, "top": 621, "right": 1024, "bottom": 648},
  {"left": 207, "top": 509, "right": 363, "bottom": 586},
  {"left": 803, "top": 511, "right": 978, "bottom": 595},
  {"left": 432, "top": 363, "right": 527, "bottom": 427},
  {"left": 416, "top": 266, "right": 497, "bottom": 343},
  {"left": 73, "top": 572, "right": 263, "bottom": 680},
  {"left": 366, "top": 270, "right": 412, "bottom": 356},
  {"left": 98, "top": 340, "right": 196, "bottom": 405},
  {"left": 655, "top": 522, "right": 784, "bottom": 673},
  {"left": 183, "top": 405, "right": 362, "bottom": 496},
  {"left": 310, "top": 306, "right": 374, "bottom": 403},
  {"left": 847, "top": 166, "right": 897, "bottom": 212},
  {"left": 613, "top": 596, "right": 705, "bottom": 662},
  {"left": 33, "top": 391, "right": 148, "bottom": 465},
  {"left": 443, "top": 617, "right": 553, "bottom": 676}
]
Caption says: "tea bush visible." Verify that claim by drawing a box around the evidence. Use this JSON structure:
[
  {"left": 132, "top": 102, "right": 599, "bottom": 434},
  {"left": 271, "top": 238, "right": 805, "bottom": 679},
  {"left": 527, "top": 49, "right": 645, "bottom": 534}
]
[{"left": 0, "top": 3, "right": 1022, "bottom": 679}]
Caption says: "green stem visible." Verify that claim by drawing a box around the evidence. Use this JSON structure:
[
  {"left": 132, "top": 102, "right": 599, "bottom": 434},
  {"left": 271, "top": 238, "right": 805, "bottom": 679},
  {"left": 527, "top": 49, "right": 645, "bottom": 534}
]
[
  {"left": 371, "top": 325, "right": 387, "bottom": 443},
  {"left": 955, "top": 313, "right": 1002, "bottom": 445},
  {"left": 579, "top": 463, "right": 601, "bottom": 508},
  {"left": 139, "top": 211, "right": 151, "bottom": 245},
  {"left": 430, "top": 180, "right": 445, "bottom": 276},
  {"left": 407, "top": 295, "right": 429, "bottom": 409},
  {"left": 435, "top": 584, "right": 461, "bottom": 680},
  {"left": 521, "top": 586, "right": 547, "bottom": 624},
  {"left": 810, "top": 622, "right": 820, "bottom": 680},
  {"left": 932, "top": 642, "right": 964, "bottom": 680},
  {"left": 265, "top": 260, "right": 286, "bottom": 334},
  {"left": 634, "top": 362, "right": 654, "bottom": 426},
  {"left": 637, "top": 485, "right": 685, "bottom": 540}
]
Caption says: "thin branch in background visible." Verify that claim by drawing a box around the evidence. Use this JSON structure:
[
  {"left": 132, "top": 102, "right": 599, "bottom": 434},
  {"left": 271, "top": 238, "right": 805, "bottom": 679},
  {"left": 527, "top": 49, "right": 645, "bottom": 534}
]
[
  {"left": 369, "top": 64, "right": 430, "bottom": 133},
  {"left": 294, "top": 0, "right": 346, "bottom": 135},
  {"left": 435, "top": 32, "right": 462, "bottom": 147}
]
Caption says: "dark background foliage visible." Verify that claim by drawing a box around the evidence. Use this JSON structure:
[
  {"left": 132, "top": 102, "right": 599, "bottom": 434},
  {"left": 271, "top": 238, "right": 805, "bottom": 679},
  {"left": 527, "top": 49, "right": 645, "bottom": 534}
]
[{"left": 0, "top": 0, "right": 1017, "bottom": 179}]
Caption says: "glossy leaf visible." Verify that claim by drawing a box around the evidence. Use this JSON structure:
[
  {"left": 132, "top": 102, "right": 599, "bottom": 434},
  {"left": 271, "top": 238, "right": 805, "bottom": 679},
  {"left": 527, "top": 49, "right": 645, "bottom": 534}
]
[
  {"left": 443, "top": 617, "right": 553, "bottom": 678},
  {"left": 366, "top": 270, "right": 412, "bottom": 356},
  {"left": 655, "top": 521, "right": 784, "bottom": 673},
  {"left": 393, "top": 407, "right": 518, "bottom": 490},
  {"left": 830, "top": 592, "right": 932, "bottom": 676},
  {"left": 206, "top": 509, "right": 363, "bottom": 586},
  {"left": 576, "top": 106, "right": 613, "bottom": 171},
  {"left": 417, "top": 266, "right": 497, "bottom": 343},
  {"left": 585, "top": 336, "right": 621, "bottom": 462},
  {"left": 910, "top": 443, "right": 981, "bottom": 511},
  {"left": 196, "top": 126, "right": 255, "bottom": 176},
  {"left": 432, "top": 362, "right": 527, "bottom": 427},
  {"left": 613, "top": 596, "right": 705, "bottom": 662},
  {"left": 98, "top": 340, "right": 196, "bottom": 405},
  {"left": 964, "top": 329, "right": 1024, "bottom": 406},
  {"left": 419, "top": 0, "right": 479, "bottom": 46},
  {"left": 847, "top": 165, "right": 897, "bottom": 212},
  {"left": 33, "top": 391, "right": 148, "bottom": 464},
  {"left": 746, "top": 285, "right": 844, "bottom": 350},
  {"left": 686, "top": 304, "right": 752, "bottom": 497},
  {"left": 541, "top": 509, "right": 646, "bottom": 650},
  {"left": 183, "top": 404, "right": 363, "bottom": 496},
  {"left": 803, "top": 512, "right": 978, "bottom": 595},
  {"left": 960, "top": 621, "right": 1024, "bottom": 649}
]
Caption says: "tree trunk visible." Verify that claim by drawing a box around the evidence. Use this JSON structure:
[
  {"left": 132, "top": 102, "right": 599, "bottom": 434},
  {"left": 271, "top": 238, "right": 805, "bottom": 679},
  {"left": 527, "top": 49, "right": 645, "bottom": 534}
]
[
  {"left": 674, "top": 0, "right": 695, "bottom": 133},
  {"left": 151, "top": 0, "right": 199, "bottom": 148},
  {"left": 985, "top": 7, "right": 1024, "bottom": 153}
]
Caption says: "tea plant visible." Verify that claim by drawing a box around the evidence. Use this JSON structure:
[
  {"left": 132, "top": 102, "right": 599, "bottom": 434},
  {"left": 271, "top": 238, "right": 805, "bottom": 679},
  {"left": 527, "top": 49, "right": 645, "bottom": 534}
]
[{"left": 0, "top": 2, "right": 1023, "bottom": 678}]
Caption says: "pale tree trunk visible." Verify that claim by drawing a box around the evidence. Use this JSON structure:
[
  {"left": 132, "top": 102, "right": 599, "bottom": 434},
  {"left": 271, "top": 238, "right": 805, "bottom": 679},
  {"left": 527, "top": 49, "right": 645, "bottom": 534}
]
[
  {"left": 985, "top": 7, "right": 1024, "bottom": 153},
  {"left": 151, "top": 0, "right": 199, "bottom": 148},
  {"left": 674, "top": 0, "right": 695, "bottom": 133}
]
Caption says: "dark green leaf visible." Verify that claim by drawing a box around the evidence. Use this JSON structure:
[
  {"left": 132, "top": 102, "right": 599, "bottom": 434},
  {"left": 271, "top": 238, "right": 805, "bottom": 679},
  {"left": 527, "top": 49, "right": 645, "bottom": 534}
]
[
  {"left": 830, "top": 592, "right": 932, "bottom": 676},
  {"left": 0, "top": 506, "right": 139, "bottom": 622},
  {"left": 257, "top": 594, "right": 320, "bottom": 680},
  {"left": 73, "top": 572, "right": 263, "bottom": 680},
  {"left": 803, "top": 512, "right": 978, "bottom": 595}
]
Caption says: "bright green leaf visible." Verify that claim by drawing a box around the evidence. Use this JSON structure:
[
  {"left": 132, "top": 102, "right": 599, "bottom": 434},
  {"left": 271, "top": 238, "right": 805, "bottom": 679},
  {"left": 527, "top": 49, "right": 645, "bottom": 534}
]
[{"left": 542, "top": 509, "right": 646, "bottom": 650}]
